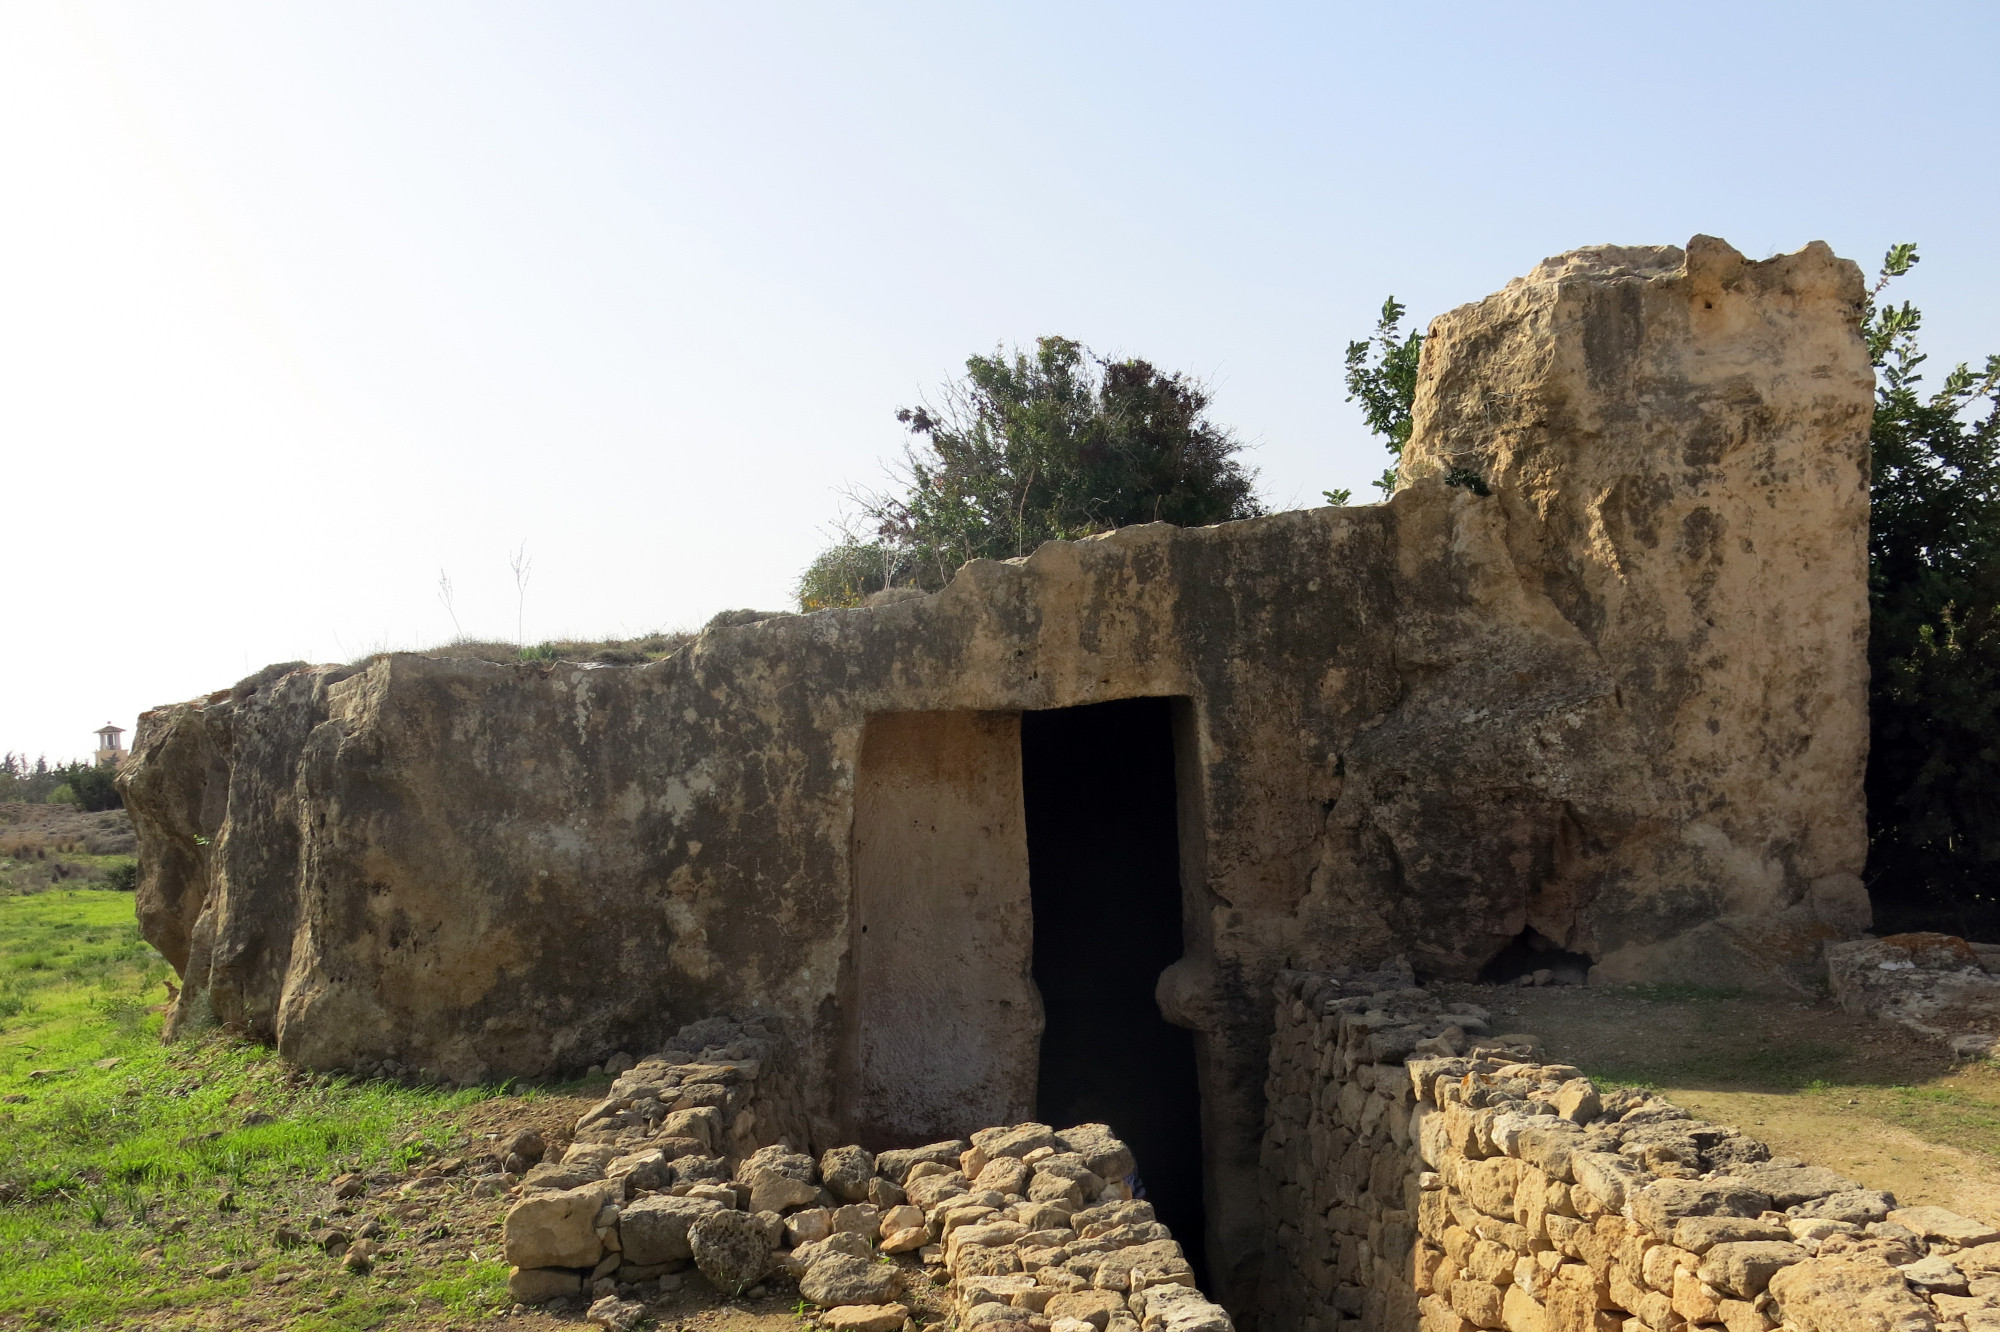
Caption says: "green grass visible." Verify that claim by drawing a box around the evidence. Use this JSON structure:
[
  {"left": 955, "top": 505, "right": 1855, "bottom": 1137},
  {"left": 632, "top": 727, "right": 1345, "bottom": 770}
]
[
  {"left": 1587, "top": 1039, "right": 1854, "bottom": 1093},
  {"left": 0, "top": 889, "right": 524, "bottom": 1329},
  {"left": 1853, "top": 1081, "right": 2000, "bottom": 1158}
]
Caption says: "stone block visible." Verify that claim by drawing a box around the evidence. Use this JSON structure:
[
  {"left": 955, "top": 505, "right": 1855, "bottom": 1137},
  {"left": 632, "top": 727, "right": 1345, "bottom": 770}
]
[
  {"left": 1503, "top": 1283, "right": 1548, "bottom": 1332},
  {"left": 1671, "top": 1218, "right": 1790, "bottom": 1255},
  {"left": 1731, "top": 1163, "right": 1857, "bottom": 1209},
  {"left": 1767, "top": 1255, "right": 1937, "bottom": 1332},
  {"left": 1697, "top": 1242, "right": 1806, "bottom": 1298},
  {"left": 1468, "top": 1158, "right": 1524, "bottom": 1220},
  {"left": 810, "top": 1146, "right": 869, "bottom": 1203},
  {"left": 1571, "top": 1155, "right": 1641, "bottom": 1214},
  {"left": 1553, "top": 1081, "right": 1601, "bottom": 1125},
  {"left": 1452, "top": 1278, "right": 1507, "bottom": 1329},
  {"left": 832, "top": 1204, "right": 882, "bottom": 1238},
  {"left": 801, "top": 1253, "right": 899, "bottom": 1307},
  {"left": 1793, "top": 1191, "right": 1896, "bottom": 1226},
  {"left": 1672, "top": 1268, "right": 1721, "bottom": 1324},
  {"left": 1046, "top": 1290, "right": 1126, "bottom": 1329},
  {"left": 1889, "top": 1207, "right": 2000, "bottom": 1247},
  {"left": 1628, "top": 1179, "right": 1770, "bottom": 1238},
  {"left": 690, "top": 1209, "right": 774, "bottom": 1293},
  {"left": 822, "top": 1305, "right": 910, "bottom": 1332},
  {"left": 1423, "top": 1293, "right": 1475, "bottom": 1332},
  {"left": 504, "top": 1183, "right": 614, "bottom": 1270},
  {"left": 621, "top": 1195, "right": 724, "bottom": 1266},
  {"left": 1716, "top": 1298, "right": 1774, "bottom": 1332},
  {"left": 508, "top": 1265, "right": 583, "bottom": 1304}
]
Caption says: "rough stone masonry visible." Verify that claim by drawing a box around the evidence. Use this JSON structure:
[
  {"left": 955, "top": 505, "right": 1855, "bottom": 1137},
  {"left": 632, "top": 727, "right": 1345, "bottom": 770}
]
[
  {"left": 494, "top": 1015, "right": 1230, "bottom": 1332},
  {"left": 119, "top": 235, "right": 1877, "bottom": 1311},
  {"left": 1259, "top": 966, "right": 2000, "bottom": 1332}
]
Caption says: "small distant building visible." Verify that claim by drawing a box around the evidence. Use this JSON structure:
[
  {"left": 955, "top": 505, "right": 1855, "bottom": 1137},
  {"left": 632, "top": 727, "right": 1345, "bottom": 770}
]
[{"left": 94, "top": 723, "right": 126, "bottom": 769}]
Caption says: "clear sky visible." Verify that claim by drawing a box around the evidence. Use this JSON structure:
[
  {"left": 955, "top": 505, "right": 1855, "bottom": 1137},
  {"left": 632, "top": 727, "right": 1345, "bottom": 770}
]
[{"left": 2, "top": 1, "right": 1994, "bottom": 763}]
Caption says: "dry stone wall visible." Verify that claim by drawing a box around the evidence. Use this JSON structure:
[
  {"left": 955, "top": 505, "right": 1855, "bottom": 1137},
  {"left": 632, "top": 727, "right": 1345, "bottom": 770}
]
[
  {"left": 502, "top": 1038, "right": 1232, "bottom": 1332},
  {"left": 1261, "top": 969, "right": 2000, "bottom": 1332}
]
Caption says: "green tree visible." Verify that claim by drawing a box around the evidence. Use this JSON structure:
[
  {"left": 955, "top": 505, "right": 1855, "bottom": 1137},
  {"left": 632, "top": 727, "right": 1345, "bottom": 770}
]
[
  {"left": 56, "top": 762, "right": 124, "bottom": 812},
  {"left": 798, "top": 336, "right": 1262, "bottom": 608},
  {"left": 1342, "top": 297, "right": 1424, "bottom": 499},
  {"left": 1862, "top": 244, "right": 2000, "bottom": 936},
  {"left": 0, "top": 754, "right": 60, "bottom": 803}
]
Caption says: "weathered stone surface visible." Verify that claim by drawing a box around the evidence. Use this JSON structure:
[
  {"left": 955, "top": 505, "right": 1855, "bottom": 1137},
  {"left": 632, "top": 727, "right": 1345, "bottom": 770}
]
[
  {"left": 1047, "top": 1290, "right": 1127, "bottom": 1329},
  {"left": 875, "top": 1143, "right": 967, "bottom": 1185},
  {"left": 1450, "top": 1277, "right": 1506, "bottom": 1329},
  {"left": 1571, "top": 1154, "right": 1641, "bottom": 1213},
  {"left": 821, "top": 1146, "right": 875, "bottom": 1203},
  {"left": 821, "top": 1304, "right": 911, "bottom": 1332},
  {"left": 587, "top": 1296, "right": 646, "bottom": 1331},
  {"left": 1899, "top": 1256, "right": 1970, "bottom": 1296},
  {"left": 881, "top": 1225, "right": 927, "bottom": 1254},
  {"left": 1797, "top": 1191, "right": 1898, "bottom": 1225},
  {"left": 737, "top": 1145, "right": 818, "bottom": 1213},
  {"left": 1629, "top": 1178, "right": 1771, "bottom": 1236},
  {"left": 618, "top": 1195, "right": 722, "bottom": 1266},
  {"left": 1827, "top": 935, "right": 1999, "bottom": 1029},
  {"left": 508, "top": 1265, "right": 582, "bottom": 1304},
  {"left": 973, "top": 1124, "right": 1060, "bottom": 1160},
  {"left": 689, "top": 1209, "right": 772, "bottom": 1293},
  {"left": 125, "top": 237, "right": 1873, "bottom": 1315},
  {"left": 1955, "top": 1242, "right": 2000, "bottom": 1275},
  {"left": 1698, "top": 1241, "right": 1807, "bottom": 1298},
  {"left": 975, "top": 1157, "right": 1031, "bottom": 1196},
  {"left": 878, "top": 1204, "right": 924, "bottom": 1238},
  {"left": 831, "top": 1204, "right": 881, "bottom": 1238},
  {"left": 521, "top": 1161, "right": 602, "bottom": 1193},
  {"left": 1673, "top": 1217, "right": 1791, "bottom": 1254},
  {"left": 1889, "top": 1206, "right": 2000, "bottom": 1247},
  {"left": 503, "top": 1183, "right": 612, "bottom": 1270},
  {"left": 606, "top": 1148, "right": 671, "bottom": 1194},
  {"left": 801, "top": 1253, "right": 899, "bottom": 1307},
  {"left": 1735, "top": 1163, "right": 1858, "bottom": 1209},
  {"left": 1057, "top": 1125, "right": 1136, "bottom": 1183},
  {"left": 1767, "top": 1255, "right": 1937, "bottom": 1332},
  {"left": 788, "top": 1207, "right": 832, "bottom": 1246}
]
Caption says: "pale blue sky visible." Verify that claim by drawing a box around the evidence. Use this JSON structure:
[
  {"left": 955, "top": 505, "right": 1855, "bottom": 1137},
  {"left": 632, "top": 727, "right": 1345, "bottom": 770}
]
[{"left": 3, "top": 1, "right": 1994, "bottom": 761}]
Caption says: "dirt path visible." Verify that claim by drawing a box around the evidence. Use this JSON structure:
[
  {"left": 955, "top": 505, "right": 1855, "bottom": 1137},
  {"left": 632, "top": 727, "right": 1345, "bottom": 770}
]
[{"left": 1440, "top": 982, "right": 2000, "bottom": 1227}]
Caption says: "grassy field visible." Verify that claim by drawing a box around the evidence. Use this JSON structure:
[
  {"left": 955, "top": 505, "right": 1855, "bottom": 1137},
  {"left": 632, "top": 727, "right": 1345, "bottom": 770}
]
[{"left": 0, "top": 889, "right": 551, "bottom": 1330}]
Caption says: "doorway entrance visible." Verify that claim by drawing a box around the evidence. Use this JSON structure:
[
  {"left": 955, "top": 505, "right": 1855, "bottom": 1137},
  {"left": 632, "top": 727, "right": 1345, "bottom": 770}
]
[{"left": 1022, "top": 697, "right": 1206, "bottom": 1284}]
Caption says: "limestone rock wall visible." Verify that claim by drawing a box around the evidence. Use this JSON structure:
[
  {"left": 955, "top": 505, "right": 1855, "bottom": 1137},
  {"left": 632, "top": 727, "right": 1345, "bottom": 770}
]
[
  {"left": 120, "top": 237, "right": 1874, "bottom": 1314},
  {"left": 1260, "top": 969, "right": 2000, "bottom": 1332},
  {"left": 1397, "top": 237, "right": 1874, "bottom": 984}
]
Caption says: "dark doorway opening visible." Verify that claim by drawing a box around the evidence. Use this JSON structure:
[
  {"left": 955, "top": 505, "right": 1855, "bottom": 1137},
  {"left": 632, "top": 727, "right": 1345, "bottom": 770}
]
[
  {"left": 1478, "top": 926, "right": 1594, "bottom": 986},
  {"left": 1022, "top": 696, "right": 1206, "bottom": 1286}
]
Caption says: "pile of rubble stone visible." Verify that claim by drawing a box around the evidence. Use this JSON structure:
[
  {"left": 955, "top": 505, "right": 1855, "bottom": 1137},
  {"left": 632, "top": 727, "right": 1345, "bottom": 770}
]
[{"left": 499, "top": 1025, "right": 1233, "bottom": 1332}]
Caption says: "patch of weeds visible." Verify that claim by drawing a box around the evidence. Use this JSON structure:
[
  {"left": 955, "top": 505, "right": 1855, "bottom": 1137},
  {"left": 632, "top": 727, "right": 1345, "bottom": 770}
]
[
  {"left": 418, "top": 1258, "right": 511, "bottom": 1311},
  {"left": 1870, "top": 1083, "right": 2000, "bottom": 1158},
  {"left": 0, "top": 888, "right": 513, "bottom": 1328},
  {"left": 1581, "top": 1040, "right": 1850, "bottom": 1093}
]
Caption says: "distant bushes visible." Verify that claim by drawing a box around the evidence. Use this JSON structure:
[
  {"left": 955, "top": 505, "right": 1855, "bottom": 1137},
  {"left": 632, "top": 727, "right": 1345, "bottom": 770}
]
[{"left": 0, "top": 756, "right": 122, "bottom": 811}]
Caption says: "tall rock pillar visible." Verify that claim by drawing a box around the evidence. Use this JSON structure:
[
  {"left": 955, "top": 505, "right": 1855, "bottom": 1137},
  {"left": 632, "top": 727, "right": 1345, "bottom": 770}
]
[{"left": 1398, "top": 236, "right": 1874, "bottom": 984}]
